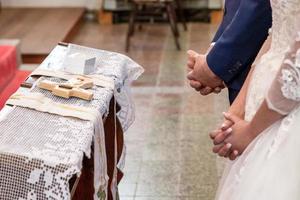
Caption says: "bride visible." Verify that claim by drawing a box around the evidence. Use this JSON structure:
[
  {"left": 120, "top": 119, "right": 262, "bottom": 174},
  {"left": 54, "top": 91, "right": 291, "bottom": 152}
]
[{"left": 210, "top": 0, "right": 300, "bottom": 199}]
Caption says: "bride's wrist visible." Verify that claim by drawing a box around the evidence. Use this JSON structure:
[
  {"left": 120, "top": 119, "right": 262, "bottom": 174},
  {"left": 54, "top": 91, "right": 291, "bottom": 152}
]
[
  {"left": 248, "top": 120, "right": 261, "bottom": 139},
  {"left": 228, "top": 107, "right": 245, "bottom": 119}
]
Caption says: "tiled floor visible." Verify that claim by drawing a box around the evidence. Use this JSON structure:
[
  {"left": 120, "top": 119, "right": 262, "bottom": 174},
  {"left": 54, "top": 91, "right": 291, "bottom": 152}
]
[
  {"left": 120, "top": 48, "right": 229, "bottom": 197},
  {"left": 22, "top": 22, "right": 230, "bottom": 200}
]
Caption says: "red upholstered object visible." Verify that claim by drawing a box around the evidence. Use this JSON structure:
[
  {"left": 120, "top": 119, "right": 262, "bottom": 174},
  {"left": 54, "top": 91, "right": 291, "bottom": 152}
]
[
  {"left": 0, "top": 46, "right": 17, "bottom": 91},
  {"left": 0, "top": 70, "right": 31, "bottom": 109},
  {"left": 0, "top": 45, "right": 31, "bottom": 110}
]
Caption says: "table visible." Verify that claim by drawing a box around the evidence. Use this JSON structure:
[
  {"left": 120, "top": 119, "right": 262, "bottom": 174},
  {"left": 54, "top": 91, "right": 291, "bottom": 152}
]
[{"left": 0, "top": 43, "right": 143, "bottom": 199}]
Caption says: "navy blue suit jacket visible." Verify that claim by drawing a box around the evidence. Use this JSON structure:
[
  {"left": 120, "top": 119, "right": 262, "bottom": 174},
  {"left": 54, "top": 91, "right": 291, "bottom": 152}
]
[{"left": 206, "top": 0, "right": 272, "bottom": 104}]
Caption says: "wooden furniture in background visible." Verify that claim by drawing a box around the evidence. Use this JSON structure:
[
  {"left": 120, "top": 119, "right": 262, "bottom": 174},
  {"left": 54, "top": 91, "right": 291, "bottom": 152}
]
[
  {"left": 98, "top": 10, "right": 113, "bottom": 25},
  {"left": 175, "top": 0, "right": 187, "bottom": 30},
  {"left": 210, "top": 10, "right": 223, "bottom": 24},
  {"left": 126, "top": 0, "right": 187, "bottom": 51}
]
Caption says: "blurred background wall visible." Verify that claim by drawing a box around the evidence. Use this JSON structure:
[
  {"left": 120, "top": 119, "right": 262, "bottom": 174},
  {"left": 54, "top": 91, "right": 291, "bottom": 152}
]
[{"left": 1, "top": 0, "right": 102, "bottom": 9}]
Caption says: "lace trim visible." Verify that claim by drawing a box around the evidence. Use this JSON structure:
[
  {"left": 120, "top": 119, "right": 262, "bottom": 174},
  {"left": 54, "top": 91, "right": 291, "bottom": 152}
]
[{"left": 280, "top": 49, "right": 300, "bottom": 101}]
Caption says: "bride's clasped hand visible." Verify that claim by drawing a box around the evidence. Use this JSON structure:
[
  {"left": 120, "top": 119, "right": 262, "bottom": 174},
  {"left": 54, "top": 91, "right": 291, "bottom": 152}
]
[{"left": 210, "top": 112, "right": 256, "bottom": 160}]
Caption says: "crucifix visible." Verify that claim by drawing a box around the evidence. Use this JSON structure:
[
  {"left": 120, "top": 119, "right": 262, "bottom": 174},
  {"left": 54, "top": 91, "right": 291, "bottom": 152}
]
[{"left": 38, "top": 76, "right": 94, "bottom": 101}]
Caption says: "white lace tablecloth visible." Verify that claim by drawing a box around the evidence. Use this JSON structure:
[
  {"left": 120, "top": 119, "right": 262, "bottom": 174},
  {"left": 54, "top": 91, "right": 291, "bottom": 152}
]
[{"left": 0, "top": 44, "right": 143, "bottom": 200}]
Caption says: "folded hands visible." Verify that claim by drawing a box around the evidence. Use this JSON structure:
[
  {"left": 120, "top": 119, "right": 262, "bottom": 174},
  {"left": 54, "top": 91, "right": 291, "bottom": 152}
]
[{"left": 186, "top": 49, "right": 256, "bottom": 161}]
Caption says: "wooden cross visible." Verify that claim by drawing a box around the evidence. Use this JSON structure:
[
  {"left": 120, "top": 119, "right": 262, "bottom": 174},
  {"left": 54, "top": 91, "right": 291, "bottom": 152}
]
[{"left": 38, "top": 77, "right": 94, "bottom": 101}]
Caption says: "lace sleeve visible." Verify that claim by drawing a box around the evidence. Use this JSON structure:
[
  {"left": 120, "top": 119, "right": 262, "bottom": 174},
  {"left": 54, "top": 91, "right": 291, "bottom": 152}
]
[{"left": 266, "top": 33, "right": 300, "bottom": 115}]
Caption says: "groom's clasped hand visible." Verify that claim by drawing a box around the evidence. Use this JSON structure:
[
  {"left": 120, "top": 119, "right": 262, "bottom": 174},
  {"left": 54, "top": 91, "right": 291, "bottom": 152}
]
[{"left": 186, "top": 50, "right": 225, "bottom": 95}]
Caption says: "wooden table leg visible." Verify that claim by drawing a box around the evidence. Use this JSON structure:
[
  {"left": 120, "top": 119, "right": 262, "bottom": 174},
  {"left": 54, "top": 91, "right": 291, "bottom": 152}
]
[{"left": 71, "top": 154, "right": 94, "bottom": 200}]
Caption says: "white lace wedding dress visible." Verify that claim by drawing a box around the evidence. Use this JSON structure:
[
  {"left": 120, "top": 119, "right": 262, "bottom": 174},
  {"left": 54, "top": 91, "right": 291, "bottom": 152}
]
[{"left": 215, "top": 0, "right": 300, "bottom": 199}]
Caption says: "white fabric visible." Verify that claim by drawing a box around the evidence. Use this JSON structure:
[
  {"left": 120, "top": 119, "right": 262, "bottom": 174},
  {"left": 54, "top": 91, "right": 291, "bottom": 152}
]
[
  {"left": 0, "top": 107, "right": 95, "bottom": 199},
  {"left": 93, "top": 112, "right": 109, "bottom": 199},
  {"left": 7, "top": 92, "right": 101, "bottom": 121},
  {"left": 216, "top": 0, "right": 300, "bottom": 199}
]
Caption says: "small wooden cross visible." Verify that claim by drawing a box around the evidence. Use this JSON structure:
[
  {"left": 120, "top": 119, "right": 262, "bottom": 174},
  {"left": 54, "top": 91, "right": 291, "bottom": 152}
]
[{"left": 38, "top": 77, "right": 94, "bottom": 101}]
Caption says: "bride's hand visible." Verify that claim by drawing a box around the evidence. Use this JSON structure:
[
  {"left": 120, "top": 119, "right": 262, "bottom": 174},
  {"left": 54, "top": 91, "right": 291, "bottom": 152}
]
[
  {"left": 210, "top": 102, "right": 245, "bottom": 141},
  {"left": 210, "top": 108, "right": 240, "bottom": 146},
  {"left": 210, "top": 122, "right": 239, "bottom": 160},
  {"left": 209, "top": 114, "right": 237, "bottom": 160},
  {"left": 211, "top": 112, "right": 252, "bottom": 160},
  {"left": 221, "top": 113, "right": 256, "bottom": 155}
]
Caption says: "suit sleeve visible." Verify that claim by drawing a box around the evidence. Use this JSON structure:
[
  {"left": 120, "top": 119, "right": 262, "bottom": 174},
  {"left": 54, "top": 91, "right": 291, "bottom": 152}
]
[
  {"left": 206, "top": 0, "right": 272, "bottom": 83},
  {"left": 212, "top": 15, "right": 227, "bottom": 43}
]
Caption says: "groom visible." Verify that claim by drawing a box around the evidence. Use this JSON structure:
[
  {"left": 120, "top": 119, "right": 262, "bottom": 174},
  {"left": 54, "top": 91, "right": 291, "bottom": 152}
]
[{"left": 187, "top": 0, "right": 272, "bottom": 104}]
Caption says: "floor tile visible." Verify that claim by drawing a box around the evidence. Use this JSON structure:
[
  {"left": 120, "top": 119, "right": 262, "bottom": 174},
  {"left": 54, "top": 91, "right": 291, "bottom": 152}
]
[
  {"left": 118, "top": 183, "right": 137, "bottom": 197},
  {"left": 135, "top": 182, "right": 179, "bottom": 197}
]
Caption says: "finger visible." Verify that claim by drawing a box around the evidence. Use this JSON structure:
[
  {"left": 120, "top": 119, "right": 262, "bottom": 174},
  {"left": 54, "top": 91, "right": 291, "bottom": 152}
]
[
  {"left": 220, "top": 119, "right": 234, "bottom": 131},
  {"left": 224, "top": 148, "right": 233, "bottom": 158},
  {"left": 213, "top": 87, "right": 222, "bottom": 94},
  {"left": 187, "top": 50, "right": 199, "bottom": 58},
  {"left": 187, "top": 60, "right": 195, "bottom": 70},
  {"left": 186, "top": 71, "right": 195, "bottom": 81},
  {"left": 229, "top": 150, "right": 239, "bottom": 161},
  {"left": 194, "top": 87, "right": 202, "bottom": 92},
  {"left": 212, "top": 143, "right": 225, "bottom": 153},
  {"left": 218, "top": 143, "right": 232, "bottom": 157},
  {"left": 213, "top": 128, "right": 233, "bottom": 145},
  {"left": 189, "top": 80, "right": 202, "bottom": 89},
  {"left": 199, "top": 87, "right": 213, "bottom": 95},
  {"left": 223, "top": 112, "right": 240, "bottom": 124},
  {"left": 210, "top": 129, "right": 221, "bottom": 139}
]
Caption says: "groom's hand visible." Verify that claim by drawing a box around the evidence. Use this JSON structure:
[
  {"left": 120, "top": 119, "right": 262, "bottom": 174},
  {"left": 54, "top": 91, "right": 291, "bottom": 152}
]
[
  {"left": 188, "top": 51, "right": 223, "bottom": 88},
  {"left": 186, "top": 50, "right": 224, "bottom": 95}
]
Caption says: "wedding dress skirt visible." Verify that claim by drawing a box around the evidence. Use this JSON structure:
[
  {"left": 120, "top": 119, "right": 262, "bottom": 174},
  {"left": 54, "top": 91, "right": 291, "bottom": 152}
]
[
  {"left": 215, "top": 0, "right": 300, "bottom": 199},
  {"left": 216, "top": 108, "right": 300, "bottom": 199}
]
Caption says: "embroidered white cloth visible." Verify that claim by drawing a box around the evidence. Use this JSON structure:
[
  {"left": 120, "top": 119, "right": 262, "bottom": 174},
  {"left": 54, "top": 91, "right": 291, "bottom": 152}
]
[{"left": 0, "top": 44, "right": 143, "bottom": 200}]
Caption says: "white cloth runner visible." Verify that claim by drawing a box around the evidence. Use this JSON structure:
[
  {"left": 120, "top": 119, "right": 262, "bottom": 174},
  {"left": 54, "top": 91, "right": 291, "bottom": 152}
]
[
  {"left": 7, "top": 92, "right": 102, "bottom": 121},
  {"left": 0, "top": 44, "right": 144, "bottom": 200}
]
